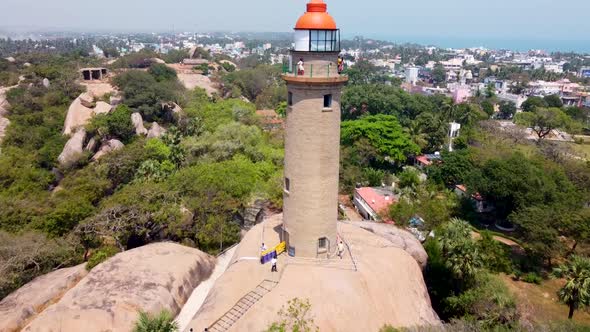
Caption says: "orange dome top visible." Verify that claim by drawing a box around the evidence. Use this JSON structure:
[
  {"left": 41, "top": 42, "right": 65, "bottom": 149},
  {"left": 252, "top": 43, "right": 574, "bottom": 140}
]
[{"left": 295, "top": 0, "right": 337, "bottom": 30}]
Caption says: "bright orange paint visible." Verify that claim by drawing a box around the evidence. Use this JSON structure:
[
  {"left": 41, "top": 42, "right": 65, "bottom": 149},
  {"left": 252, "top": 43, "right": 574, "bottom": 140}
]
[{"left": 295, "top": 0, "right": 337, "bottom": 30}]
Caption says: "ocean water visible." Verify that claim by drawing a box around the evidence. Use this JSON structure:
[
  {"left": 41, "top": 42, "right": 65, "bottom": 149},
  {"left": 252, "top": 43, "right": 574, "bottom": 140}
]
[{"left": 352, "top": 34, "right": 590, "bottom": 53}]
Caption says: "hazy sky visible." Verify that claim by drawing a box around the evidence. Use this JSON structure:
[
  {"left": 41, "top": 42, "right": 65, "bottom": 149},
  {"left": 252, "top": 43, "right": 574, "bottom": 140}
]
[{"left": 1, "top": 0, "right": 589, "bottom": 42}]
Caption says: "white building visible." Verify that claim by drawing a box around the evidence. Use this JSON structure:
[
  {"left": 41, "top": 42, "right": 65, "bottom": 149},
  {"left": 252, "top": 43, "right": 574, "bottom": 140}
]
[
  {"left": 448, "top": 122, "right": 461, "bottom": 152},
  {"left": 405, "top": 67, "right": 419, "bottom": 85}
]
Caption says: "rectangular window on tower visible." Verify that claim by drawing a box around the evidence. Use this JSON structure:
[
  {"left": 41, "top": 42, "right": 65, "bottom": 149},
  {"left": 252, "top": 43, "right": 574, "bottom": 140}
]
[
  {"left": 318, "top": 237, "right": 327, "bottom": 249},
  {"left": 323, "top": 94, "right": 332, "bottom": 108}
]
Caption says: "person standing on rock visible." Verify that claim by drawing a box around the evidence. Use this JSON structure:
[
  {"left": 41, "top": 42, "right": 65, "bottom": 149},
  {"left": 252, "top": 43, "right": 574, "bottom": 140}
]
[
  {"left": 271, "top": 256, "right": 278, "bottom": 272},
  {"left": 337, "top": 240, "right": 345, "bottom": 259}
]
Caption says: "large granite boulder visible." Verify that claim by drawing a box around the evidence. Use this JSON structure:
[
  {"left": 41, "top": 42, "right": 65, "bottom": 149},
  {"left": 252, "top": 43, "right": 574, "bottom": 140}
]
[
  {"left": 93, "top": 101, "right": 112, "bottom": 115},
  {"left": 91, "top": 139, "right": 124, "bottom": 161},
  {"left": 79, "top": 91, "right": 95, "bottom": 108},
  {"left": 131, "top": 113, "right": 148, "bottom": 136},
  {"left": 23, "top": 242, "right": 215, "bottom": 332},
  {"left": 183, "top": 215, "right": 439, "bottom": 332},
  {"left": 0, "top": 264, "right": 87, "bottom": 332},
  {"left": 147, "top": 122, "right": 165, "bottom": 138},
  {"left": 346, "top": 221, "right": 428, "bottom": 269},
  {"left": 57, "top": 129, "right": 87, "bottom": 167}
]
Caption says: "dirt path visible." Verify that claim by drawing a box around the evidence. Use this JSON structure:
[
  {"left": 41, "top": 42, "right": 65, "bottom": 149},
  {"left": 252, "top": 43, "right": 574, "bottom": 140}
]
[{"left": 471, "top": 230, "right": 524, "bottom": 253}]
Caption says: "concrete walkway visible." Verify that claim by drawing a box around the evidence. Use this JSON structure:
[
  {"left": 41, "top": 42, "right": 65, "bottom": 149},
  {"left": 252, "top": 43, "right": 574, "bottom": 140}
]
[{"left": 176, "top": 245, "right": 238, "bottom": 331}]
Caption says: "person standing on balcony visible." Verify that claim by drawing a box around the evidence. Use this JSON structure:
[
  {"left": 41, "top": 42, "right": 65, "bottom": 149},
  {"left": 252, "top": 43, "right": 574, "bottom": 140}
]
[
  {"left": 337, "top": 55, "right": 344, "bottom": 73},
  {"left": 297, "top": 58, "right": 305, "bottom": 75}
]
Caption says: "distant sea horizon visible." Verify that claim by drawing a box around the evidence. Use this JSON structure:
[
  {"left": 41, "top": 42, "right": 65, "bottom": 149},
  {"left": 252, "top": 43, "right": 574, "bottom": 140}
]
[
  {"left": 351, "top": 33, "right": 590, "bottom": 54},
  {"left": 1, "top": 27, "right": 589, "bottom": 54}
]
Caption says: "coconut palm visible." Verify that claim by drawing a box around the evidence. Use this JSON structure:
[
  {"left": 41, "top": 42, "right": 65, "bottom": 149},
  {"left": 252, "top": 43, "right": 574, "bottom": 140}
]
[
  {"left": 133, "top": 310, "right": 179, "bottom": 332},
  {"left": 438, "top": 218, "right": 483, "bottom": 284},
  {"left": 403, "top": 119, "right": 428, "bottom": 151},
  {"left": 553, "top": 255, "right": 590, "bottom": 319}
]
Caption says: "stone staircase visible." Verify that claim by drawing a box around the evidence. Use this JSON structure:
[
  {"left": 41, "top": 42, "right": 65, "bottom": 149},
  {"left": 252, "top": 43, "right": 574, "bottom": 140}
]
[{"left": 206, "top": 279, "right": 278, "bottom": 332}]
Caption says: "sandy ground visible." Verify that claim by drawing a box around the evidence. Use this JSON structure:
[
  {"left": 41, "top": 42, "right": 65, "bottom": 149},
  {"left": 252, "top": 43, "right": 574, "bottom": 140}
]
[
  {"left": 177, "top": 73, "right": 219, "bottom": 96},
  {"left": 80, "top": 82, "right": 115, "bottom": 98},
  {"left": 166, "top": 63, "right": 219, "bottom": 96},
  {"left": 176, "top": 245, "right": 238, "bottom": 331}
]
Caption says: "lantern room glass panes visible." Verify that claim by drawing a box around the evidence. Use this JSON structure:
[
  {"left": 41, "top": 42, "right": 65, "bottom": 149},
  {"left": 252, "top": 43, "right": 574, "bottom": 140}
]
[{"left": 309, "top": 29, "right": 339, "bottom": 52}]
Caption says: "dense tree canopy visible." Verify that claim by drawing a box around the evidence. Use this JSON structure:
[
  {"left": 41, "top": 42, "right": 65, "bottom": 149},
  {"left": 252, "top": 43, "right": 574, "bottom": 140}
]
[{"left": 341, "top": 114, "right": 419, "bottom": 164}]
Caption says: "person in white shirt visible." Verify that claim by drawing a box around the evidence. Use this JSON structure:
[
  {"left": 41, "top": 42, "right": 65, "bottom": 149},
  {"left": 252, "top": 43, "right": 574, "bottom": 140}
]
[
  {"left": 297, "top": 58, "right": 304, "bottom": 75},
  {"left": 261, "top": 243, "right": 267, "bottom": 252},
  {"left": 271, "top": 257, "right": 278, "bottom": 272},
  {"left": 337, "top": 241, "right": 345, "bottom": 259}
]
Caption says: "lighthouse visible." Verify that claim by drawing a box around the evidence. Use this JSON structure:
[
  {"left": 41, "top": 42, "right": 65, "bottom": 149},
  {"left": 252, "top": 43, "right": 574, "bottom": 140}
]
[{"left": 282, "top": 0, "right": 348, "bottom": 258}]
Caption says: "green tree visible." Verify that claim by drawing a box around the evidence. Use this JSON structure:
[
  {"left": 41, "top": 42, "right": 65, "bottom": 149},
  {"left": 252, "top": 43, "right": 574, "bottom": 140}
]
[
  {"left": 132, "top": 310, "right": 179, "bottom": 332},
  {"left": 113, "top": 70, "right": 183, "bottom": 121},
  {"left": 162, "top": 49, "right": 188, "bottom": 64},
  {"left": 515, "top": 107, "right": 570, "bottom": 140},
  {"left": 429, "top": 150, "right": 474, "bottom": 187},
  {"left": 398, "top": 168, "right": 420, "bottom": 189},
  {"left": 87, "top": 104, "right": 135, "bottom": 143},
  {"left": 445, "top": 273, "right": 519, "bottom": 327},
  {"left": 480, "top": 100, "right": 494, "bottom": 117},
  {"left": 148, "top": 63, "right": 178, "bottom": 82},
  {"left": 438, "top": 218, "right": 483, "bottom": 281},
  {"left": 342, "top": 59, "right": 399, "bottom": 85},
  {"left": 470, "top": 153, "right": 576, "bottom": 220},
  {"left": 432, "top": 63, "right": 446, "bottom": 84},
  {"left": 266, "top": 298, "right": 319, "bottom": 332},
  {"left": 497, "top": 101, "right": 517, "bottom": 120},
  {"left": 341, "top": 115, "right": 420, "bottom": 164},
  {"left": 521, "top": 96, "right": 548, "bottom": 113},
  {"left": 553, "top": 255, "right": 590, "bottom": 319},
  {"left": 544, "top": 94, "right": 564, "bottom": 108}
]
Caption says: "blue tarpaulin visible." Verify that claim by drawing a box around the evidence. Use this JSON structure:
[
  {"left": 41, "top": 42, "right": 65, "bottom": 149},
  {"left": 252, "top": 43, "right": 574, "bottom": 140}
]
[{"left": 260, "top": 250, "right": 277, "bottom": 264}]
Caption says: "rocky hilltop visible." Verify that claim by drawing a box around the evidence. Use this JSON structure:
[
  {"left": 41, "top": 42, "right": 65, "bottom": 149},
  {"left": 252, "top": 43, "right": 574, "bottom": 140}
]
[
  {"left": 0, "top": 242, "right": 215, "bottom": 332},
  {"left": 184, "top": 214, "right": 440, "bottom": 332}
]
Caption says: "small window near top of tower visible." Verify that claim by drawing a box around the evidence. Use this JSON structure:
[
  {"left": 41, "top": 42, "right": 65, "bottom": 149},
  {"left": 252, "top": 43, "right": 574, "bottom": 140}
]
[
  {"left": 323, "top": 94, "right": 332, "bottom": 108},
  {"left": 288, "top": 92, "right": 293, "bottom": 106},
  {"left": 285, "top": 177, "right": 290, "bottom": 192},
  {"left": 318, "top": 237, "right": 327, "bottom": 249}
]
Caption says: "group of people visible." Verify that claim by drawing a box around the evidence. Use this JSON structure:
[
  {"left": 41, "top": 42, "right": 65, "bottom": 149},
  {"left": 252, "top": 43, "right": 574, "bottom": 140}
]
[{"left": 295, "top": 55, "right": 345, "bottom": 76}]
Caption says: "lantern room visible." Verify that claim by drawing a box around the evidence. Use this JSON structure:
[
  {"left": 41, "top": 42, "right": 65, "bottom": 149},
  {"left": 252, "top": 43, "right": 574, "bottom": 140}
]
[{"left": 294, "top": 0, "right": 340, "bottom": 52}]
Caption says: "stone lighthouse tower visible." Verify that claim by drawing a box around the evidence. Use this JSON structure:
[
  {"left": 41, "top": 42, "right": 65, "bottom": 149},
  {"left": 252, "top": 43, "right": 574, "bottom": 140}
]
[{"left": 282, "top": 0, "right": 347, "bottom": 258}]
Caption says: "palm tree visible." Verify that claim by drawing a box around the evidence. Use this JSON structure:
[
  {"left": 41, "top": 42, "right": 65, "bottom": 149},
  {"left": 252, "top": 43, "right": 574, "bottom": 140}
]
[
  {"left": 553, "top": 255, "right": 590, "bottom": 319},
  {"left": 403, "top": 119, "right": 428, "bottom": 151},
  {"left": 133, "top": 310, "right": 179, "bottom": 332},
  {"left": 438, "top": 218, "right": 483, "bottom": 287}
]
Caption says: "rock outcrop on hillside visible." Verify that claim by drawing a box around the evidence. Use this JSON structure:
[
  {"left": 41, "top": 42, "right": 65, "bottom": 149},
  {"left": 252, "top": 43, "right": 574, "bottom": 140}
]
[
  {"left": 57, "top": 129, "right": 87, "bottom": 167},
  {"left": 345, "top": 221, "right": 429, "bottom": 269},
  {"left": 91, "top": 139, "right": 124, "bottom": 161},
  {"left": 184, "top": 215, "right": 439, "bottom": 332},
  {"left": 63, "top": 93, "right": 113, "bottom": 136},
  {"left": 22, "top": 242, "right": 215, "bottom": 332},
  {"left": 0, "top": 264, "right": 87, "bottom": 332},
  {"left": 131, "top": 112, "right": 148, "bottom": 136},
  {"left": 147, "top": 122, "right": 165, "bottom": 138},
  {"left": 0, "top": 86, "right": 13, "bottom": 143}
]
